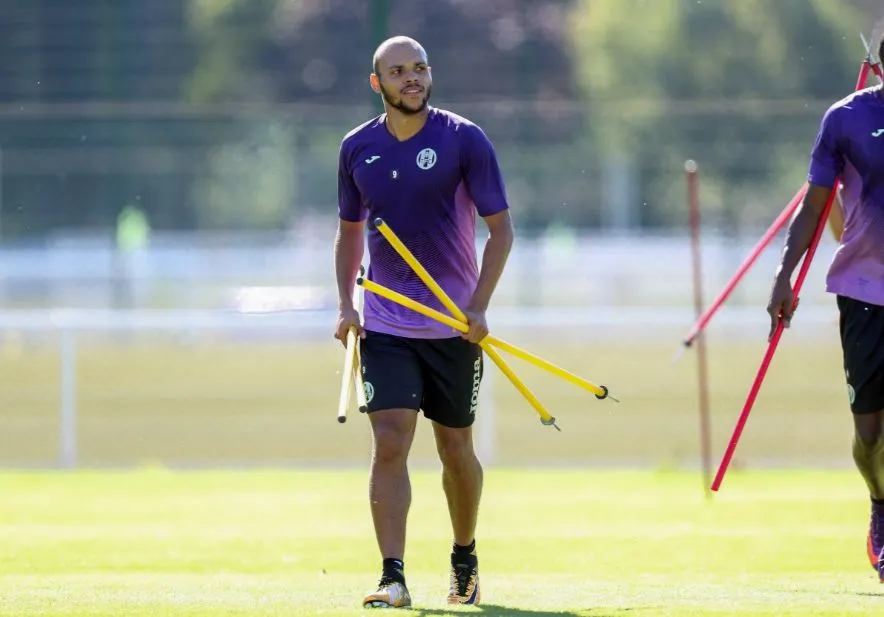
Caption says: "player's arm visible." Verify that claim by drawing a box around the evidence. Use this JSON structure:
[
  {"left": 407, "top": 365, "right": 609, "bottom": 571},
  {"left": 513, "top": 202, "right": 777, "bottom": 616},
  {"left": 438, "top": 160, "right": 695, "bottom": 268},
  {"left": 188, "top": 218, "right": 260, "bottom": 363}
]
[
  {"left": 335, "top": 219, "right": 365, "bottom": 311},
  {"left": 334, "top": 141, "right": 367, "bottom": 342},
  {"left": 459, "top": 124, "right": 514, "bottom": 342},
  {"left": 468, "top": 209, "right": 514, "bottom": 313},
  {"left": 767, "top": 106, "right": 843, "bottom": 337},
  {"left": 775, "top": 183, "right": 835, "bottom": 282},
  {"left": 827, "top": 189, "right": 844, "bottom": 242},
  {"left": 776, "top": 104, "right": 843, "bottom": 281},
  {"left": 461, "top": 125, "right": 514, "bottom": 312}
]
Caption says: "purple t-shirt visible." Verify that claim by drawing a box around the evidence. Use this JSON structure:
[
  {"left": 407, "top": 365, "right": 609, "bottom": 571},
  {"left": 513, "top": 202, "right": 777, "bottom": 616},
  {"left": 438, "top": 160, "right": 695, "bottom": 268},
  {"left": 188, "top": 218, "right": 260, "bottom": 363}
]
[
  {"left": 338, "top": 107, "right": 510, "bottom": 338},
  {"left": 808, "top": 87, "right": 884, "bottom": 306}
]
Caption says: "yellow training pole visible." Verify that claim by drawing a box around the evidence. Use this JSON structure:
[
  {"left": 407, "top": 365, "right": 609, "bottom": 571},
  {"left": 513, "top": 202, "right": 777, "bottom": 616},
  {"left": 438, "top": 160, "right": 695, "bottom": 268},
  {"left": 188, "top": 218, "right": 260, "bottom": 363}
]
[
  {"left": 374, "top": 218, "right": 469, "bottom": 322},
  {"left": 483, "top": 344, "right": 558, "bottom": 429},
  {"left": 483, "top": 337, "right": 616, "bottom": 402},
  {"left": 374, "top": 217, "right": 612, "bottom": 400},
  {"left": 356, "top": 232, "right": 560, "bottom": 433},
  {"left": 357, "top": 276, "right": 615, "bottom": 402},
  {"left": 359, "top": 275, "right": 557, "bottom": 428}
]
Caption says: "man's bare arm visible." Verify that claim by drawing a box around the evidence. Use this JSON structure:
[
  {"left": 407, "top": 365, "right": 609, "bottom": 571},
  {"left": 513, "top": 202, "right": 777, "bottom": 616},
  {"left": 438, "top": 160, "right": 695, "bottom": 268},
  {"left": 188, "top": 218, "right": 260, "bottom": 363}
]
[
  {"left": 467, "top": 209, "right": 514, "bottom": 312},
  {"left": 775, "top": 183, "right": 835, "bottom": 282},
  {"left": 335, "top": 219, "right": 365, "bottom": 311},
  {"left": 827, "top": 189, "right": 845, "bottom": 242}
]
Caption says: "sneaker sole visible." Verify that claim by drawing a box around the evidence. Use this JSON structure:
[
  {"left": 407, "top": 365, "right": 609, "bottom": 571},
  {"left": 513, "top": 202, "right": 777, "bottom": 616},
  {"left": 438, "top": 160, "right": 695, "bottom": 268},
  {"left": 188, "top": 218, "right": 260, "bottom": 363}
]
[
  {"left": 447, "top": 589, "right": 481, "bottom": 605},
  {"left": 364, "top": 601, "right": 411, "bottom": 609}
]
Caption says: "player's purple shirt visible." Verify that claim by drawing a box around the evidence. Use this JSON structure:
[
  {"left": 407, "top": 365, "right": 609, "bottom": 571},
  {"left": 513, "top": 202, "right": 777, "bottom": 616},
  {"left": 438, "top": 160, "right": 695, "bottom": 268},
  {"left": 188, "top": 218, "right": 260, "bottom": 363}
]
[
  {"left": 338, "top": 107, "right": 509, "bottom": 338},
  {"left": 808, "top": 87, "right": 884, "bottom": 306}
]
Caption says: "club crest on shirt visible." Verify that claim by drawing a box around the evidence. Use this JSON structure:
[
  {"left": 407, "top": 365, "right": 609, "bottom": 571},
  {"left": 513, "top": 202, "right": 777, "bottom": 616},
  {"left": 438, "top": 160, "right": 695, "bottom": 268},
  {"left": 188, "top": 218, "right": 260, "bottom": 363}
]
[{"left": 416, "top": 148, "right": 437, "bottom": 170}]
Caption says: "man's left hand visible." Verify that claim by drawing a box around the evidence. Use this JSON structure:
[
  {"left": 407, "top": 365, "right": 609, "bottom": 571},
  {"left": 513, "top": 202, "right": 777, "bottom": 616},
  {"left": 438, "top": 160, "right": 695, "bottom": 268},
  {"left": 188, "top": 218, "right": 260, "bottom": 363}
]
[{"left": 462, "top": 309, "right": 489, "bottom": 344}]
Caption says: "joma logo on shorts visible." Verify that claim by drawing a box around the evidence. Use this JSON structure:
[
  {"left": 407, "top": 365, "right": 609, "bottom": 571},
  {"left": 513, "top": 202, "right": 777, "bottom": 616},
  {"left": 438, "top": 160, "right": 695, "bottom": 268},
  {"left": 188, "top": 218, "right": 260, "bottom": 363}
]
[{"left": 469, "top": 358, "right": 481, "bottom": 415}]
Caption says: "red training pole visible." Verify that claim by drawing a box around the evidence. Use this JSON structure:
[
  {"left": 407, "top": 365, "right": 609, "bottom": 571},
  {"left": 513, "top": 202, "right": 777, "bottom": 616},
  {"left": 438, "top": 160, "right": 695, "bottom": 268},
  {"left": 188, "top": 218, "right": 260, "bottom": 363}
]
[
  {"left": 674, "top": 58, "right": 873, "bottom": 358},
  {"left": 857, "top": 60, "right": 872, "bottom": 89},
  {"left": 686, "top": 160, "right": 713, "bottom": 494},
  {"left": 677, "top": 183, "right": 805, "bottom": 353},
  {"left": 710, "top": 182, "right": 840, "bottom": 492}
]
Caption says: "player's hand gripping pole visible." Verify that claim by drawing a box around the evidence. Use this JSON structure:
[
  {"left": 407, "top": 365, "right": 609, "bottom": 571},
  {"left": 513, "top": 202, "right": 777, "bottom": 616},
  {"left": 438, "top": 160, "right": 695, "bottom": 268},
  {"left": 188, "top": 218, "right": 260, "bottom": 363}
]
[
  {"left": 369, "top": 217, "right": 563, "bottom": 429},
  {"left": 674, "top": 51, "right": 880, "bottom": 362},
  {"left": 710, "top": 183, "right": 840, "bottom": 491},
  {"left": 672, "top": 182, "right": 807, "bottom": 362}
]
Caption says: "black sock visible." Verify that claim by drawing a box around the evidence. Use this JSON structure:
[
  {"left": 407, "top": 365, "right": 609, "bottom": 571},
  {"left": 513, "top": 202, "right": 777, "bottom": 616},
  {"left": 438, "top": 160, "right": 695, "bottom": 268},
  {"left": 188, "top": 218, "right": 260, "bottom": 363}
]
[
  {"left": 382, "top": 558, "right": 405, "bottom": 585},
  {"left": 452, "top": 539, "right": 476, "bottom": 562}
]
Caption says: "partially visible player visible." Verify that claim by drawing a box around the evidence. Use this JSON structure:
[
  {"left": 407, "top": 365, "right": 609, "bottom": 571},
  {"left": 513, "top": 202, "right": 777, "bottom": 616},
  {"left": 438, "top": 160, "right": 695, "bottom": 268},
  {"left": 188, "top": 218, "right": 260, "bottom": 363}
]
[
  {"left": 766, "top": 33, "right": 884, "bottom": 580},
  {"left": 334, "top": 35, "right": 514, "bottom": 608}
]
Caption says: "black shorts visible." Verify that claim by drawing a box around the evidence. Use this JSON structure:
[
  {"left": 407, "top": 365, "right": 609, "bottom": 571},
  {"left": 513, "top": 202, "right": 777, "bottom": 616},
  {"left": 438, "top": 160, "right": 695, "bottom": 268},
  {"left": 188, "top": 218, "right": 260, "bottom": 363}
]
[
  {"left": 359, "top": 330, "right": 483, "bottom": 428},
  {"left": 837, "top": 295, "right": 884, "bottom": 414}
]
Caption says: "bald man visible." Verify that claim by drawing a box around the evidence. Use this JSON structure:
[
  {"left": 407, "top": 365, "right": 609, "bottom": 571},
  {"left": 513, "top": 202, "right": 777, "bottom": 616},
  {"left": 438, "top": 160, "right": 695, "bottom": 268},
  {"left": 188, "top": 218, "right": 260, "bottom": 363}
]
[{"left": 333, "top": 36, "right": 514, "bottom": 608}]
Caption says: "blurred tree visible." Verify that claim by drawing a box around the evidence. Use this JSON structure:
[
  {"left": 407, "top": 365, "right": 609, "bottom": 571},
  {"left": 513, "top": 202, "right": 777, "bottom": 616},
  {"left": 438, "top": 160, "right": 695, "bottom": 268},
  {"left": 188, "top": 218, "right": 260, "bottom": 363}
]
[
  {"left": 0, "top": 0, "right": 194, "bottom": 238},
  {"left": 2, "top": 0, "right": 875, "bottom": 237},
  {"left": 569, "top": 0, "right": 867, "bottom": 229},
  {"left": 184, "top": 0, "right": 585, "bottom": 231}
]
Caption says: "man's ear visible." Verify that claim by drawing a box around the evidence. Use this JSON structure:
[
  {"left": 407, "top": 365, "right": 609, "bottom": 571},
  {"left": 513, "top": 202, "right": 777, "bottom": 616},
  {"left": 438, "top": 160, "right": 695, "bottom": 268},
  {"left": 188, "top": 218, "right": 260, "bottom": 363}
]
[{"left": 369, "top": 73, "right": 381, "bottom": 94}]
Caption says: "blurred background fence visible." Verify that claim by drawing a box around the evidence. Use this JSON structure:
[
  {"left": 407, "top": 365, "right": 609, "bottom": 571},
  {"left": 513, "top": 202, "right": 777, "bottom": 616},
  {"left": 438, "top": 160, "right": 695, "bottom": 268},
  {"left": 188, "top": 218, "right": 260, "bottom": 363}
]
[{"left": 1, "top": 0, "right": 883, "bottom": 469}]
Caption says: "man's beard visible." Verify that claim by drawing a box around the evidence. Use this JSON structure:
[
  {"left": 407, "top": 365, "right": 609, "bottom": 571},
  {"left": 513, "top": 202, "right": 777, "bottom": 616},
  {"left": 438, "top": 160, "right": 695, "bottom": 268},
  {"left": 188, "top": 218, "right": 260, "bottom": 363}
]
[{"left": 380, "top": 83, "right": 432, "bottom": 115}]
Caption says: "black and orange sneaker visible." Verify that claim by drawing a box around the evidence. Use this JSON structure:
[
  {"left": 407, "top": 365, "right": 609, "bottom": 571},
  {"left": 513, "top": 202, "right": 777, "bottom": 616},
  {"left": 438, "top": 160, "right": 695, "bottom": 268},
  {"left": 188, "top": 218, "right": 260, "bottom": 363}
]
[{"left": 447, "top": 553, "right": 480, "bottom": 605}]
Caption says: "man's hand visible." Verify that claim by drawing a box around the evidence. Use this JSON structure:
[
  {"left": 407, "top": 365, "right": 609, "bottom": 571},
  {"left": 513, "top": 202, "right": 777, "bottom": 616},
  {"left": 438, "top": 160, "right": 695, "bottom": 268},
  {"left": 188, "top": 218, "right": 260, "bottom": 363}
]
[
  {"left": 335, "top": 307, "right": 365, "bottom": 347},
  {"left": 766, "top": 273, "right": 797, "bottom": 341},
  {"left": 462, "top": 309, "right": 489, "bottom": 344}
]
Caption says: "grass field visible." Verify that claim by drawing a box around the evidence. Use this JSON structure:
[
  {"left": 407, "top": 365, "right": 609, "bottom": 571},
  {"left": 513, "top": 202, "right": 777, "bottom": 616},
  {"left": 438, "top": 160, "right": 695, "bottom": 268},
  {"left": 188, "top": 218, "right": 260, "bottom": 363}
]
[{"left": 0, "top": 468, "right": 881, "bottom": 616}]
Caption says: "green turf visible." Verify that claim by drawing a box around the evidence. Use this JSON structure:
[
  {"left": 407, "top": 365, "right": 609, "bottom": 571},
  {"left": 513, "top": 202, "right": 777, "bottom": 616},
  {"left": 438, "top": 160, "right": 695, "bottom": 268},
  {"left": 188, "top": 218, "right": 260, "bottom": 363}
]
[{"left": 0, "top": 468, "right": 879, "bottom": 616}]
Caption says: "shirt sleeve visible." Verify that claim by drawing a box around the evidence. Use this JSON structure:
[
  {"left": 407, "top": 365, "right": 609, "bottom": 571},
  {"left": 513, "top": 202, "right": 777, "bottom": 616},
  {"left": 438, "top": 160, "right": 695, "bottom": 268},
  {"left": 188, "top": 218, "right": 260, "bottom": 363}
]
[
  {"left": 807, "top": 106, "right": 845, "bottom": 189},
  {"left": 337, "top": 139, "right": 366, "bottom": 222},
  {"left": 460, "top": 124, "right": 510, "bottom": 217}
]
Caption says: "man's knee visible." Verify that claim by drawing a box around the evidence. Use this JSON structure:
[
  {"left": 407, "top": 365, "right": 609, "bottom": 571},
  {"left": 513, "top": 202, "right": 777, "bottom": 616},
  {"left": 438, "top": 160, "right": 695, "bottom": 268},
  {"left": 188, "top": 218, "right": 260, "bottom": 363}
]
[
  {"left": 371, "top": 410, "right": 415, "bottom": 465},
  {"left": 854, "top": 411, "right": 884, "bottom": 447},
  {"left": 435, "top": 429, "right": 476, "bottom": 470}
]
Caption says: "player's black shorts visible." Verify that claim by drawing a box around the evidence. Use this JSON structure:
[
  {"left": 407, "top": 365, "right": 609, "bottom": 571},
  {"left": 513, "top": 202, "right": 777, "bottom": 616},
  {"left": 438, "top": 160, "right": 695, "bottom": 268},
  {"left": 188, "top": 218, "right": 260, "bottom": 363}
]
[
  {"left": 837, "top": 295, "right": 884, "bottom": 415},
  {"left": 359, "top": 330, "right": 483, "bottom": 428}
]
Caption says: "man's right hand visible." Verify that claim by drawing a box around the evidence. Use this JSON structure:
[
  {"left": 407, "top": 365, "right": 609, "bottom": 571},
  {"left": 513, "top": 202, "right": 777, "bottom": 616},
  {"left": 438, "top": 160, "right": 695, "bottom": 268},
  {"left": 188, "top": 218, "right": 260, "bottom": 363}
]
[
  {"left": 334, "top": 306, "right": 365, "bottom": 347},
  {"left": 766, "top": 272, "right": 797, "bottom": 341}
]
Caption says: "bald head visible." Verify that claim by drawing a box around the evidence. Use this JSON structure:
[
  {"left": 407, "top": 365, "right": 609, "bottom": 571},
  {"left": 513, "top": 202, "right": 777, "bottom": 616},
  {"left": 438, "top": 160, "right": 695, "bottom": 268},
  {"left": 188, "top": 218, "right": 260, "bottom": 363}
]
[{"left": 372, "top": 36, "right": 428, "bottom": 77}]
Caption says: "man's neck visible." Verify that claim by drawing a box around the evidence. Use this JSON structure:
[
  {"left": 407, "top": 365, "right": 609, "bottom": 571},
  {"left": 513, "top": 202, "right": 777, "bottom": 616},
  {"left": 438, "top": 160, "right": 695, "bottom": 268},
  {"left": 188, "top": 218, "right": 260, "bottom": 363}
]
[{"left": 384, "top": 106, "right": 429, "bottom": 142}]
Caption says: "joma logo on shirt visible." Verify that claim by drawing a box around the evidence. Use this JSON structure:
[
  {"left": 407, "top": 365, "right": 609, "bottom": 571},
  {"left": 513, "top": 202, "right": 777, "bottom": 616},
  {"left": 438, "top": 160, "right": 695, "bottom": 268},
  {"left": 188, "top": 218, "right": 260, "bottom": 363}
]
[{"left": 871, "top": 129, "right": 884, "bottom": 137}]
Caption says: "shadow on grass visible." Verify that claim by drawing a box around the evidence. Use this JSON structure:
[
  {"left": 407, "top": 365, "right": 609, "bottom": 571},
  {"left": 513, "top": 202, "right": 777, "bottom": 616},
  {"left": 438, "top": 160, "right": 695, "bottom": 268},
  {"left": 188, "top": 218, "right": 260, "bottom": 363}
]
[{"left": 407, "top": 604, "right": 637, "bottom": 617}]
